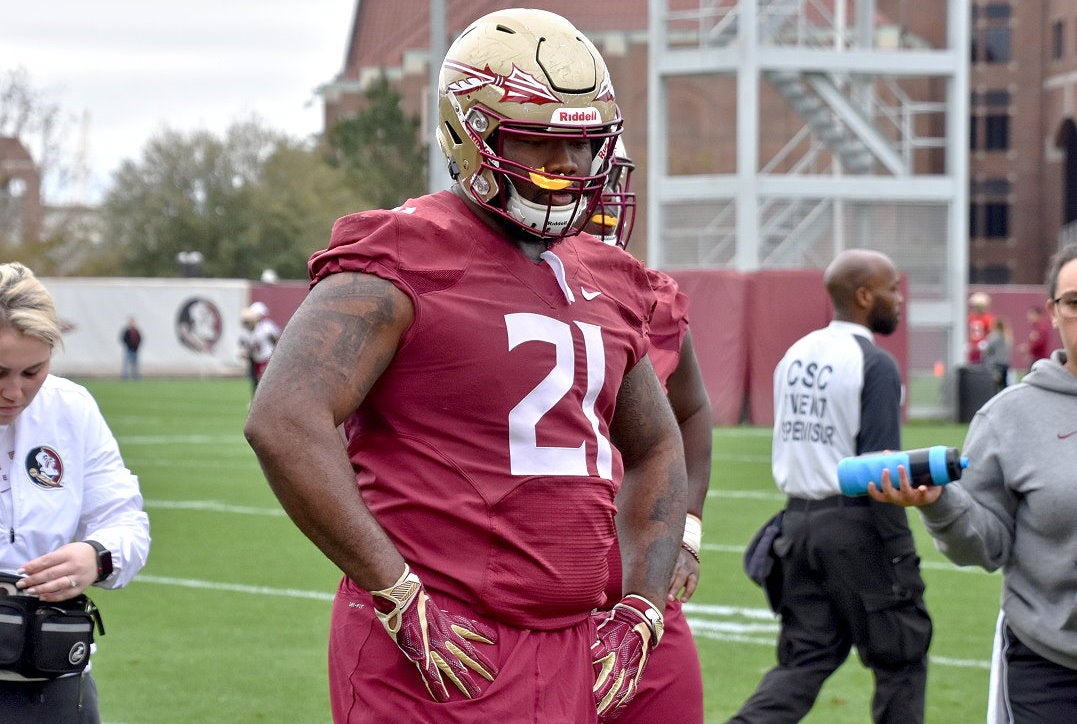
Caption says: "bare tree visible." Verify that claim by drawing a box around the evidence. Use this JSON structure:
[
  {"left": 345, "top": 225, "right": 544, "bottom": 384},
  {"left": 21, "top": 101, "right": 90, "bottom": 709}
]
[
  {"left": 1, "top": 67, "right": 86, "bottom": 271},
  {"left": 0, "top": 66, "right": 75, "bottom": 199}
]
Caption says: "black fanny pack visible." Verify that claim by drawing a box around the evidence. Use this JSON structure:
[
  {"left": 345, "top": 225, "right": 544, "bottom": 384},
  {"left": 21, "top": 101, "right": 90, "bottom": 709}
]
[{"left": 0, "top": 573, "right": 105, "bottom": 679}]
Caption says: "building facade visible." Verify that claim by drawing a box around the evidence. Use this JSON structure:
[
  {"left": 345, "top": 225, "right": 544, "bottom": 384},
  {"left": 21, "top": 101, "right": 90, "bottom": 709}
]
[{"left": 0, "top": 136, "right": 43, "bottom": 246}]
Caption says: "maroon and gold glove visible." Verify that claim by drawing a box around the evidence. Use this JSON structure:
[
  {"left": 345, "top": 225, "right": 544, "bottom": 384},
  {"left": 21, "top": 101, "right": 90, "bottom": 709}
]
[
  {"left": 590, "top": 594, "right": 665, "bottom": 719},
  {"left": 371, "top": 563, "right": 498, "bottom": 701}
]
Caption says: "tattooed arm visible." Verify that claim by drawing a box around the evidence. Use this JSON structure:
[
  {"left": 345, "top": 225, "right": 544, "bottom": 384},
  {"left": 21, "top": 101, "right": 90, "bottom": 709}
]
[
  {"left": 243, "top": 271, "right": 412, "bottom": 591},
  {"left": 610, "top": 356, "right": 688, "bottom": 611}
]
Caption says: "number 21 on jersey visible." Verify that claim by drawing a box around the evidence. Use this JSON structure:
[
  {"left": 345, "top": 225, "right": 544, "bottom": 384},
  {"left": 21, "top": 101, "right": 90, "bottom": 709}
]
[{"left": 505, "top": 312, "right": 614, "bottom": 479}]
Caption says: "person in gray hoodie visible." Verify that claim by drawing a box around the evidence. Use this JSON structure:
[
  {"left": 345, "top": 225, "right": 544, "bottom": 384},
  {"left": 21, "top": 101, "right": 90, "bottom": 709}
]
[{"left": 869, "top": 243, "right": 1077, "bottom": 722}]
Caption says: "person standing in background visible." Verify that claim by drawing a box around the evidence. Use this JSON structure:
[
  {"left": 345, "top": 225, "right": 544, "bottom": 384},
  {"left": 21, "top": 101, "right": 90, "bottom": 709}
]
[
  {"left": 728, "top": 249, "right": 931, "bottom": 724},
  {"left": 1020, "top": 305, "right": 1052, "bottom": 370},
  {"left": 237, "top": 302, "right": 280, "bottom": 394},
  {"left": 585, "top": 142, "right": 712, "bottom": 724},
  {"left": 237, "top": 308, "right": 258, "bottom": 392},
  {"left": 119, "top": 316, "right": 142, "bottom": 381},
  {"left": 967, "top": 292, "right": 995, "bottom": 364},
  {"left": 981, "top": 316, "right": 1013, "bottom": 391},
  {"left": 869, "top": 243, "right": 1077, "bottom": 722}
]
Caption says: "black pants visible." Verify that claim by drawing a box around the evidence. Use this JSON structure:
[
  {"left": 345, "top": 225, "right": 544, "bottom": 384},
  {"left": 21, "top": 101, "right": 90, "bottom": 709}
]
[
  {"left": 997, "top": 625, "right": 1077, "bottom": 723},
  {"left": 0, "top": 672, "right": 100, "bottom": 723},
  {"left": 728, "top": 497, "right": 932, "bottom": 724}
]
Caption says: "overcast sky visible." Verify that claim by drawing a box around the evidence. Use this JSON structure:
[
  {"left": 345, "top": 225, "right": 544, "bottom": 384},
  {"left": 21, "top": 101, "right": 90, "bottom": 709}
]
[{"left": 2, "top": 0, "right": 357, "bottom": 203}]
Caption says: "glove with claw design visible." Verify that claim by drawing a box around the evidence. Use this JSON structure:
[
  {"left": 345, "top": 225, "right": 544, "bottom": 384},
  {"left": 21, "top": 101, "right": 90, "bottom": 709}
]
[
  {"left": 371, "top": 563, "right": 498, "bottom": 701},
  {"left": 591, "top": 594, "right": 664, "bottom": 720}
]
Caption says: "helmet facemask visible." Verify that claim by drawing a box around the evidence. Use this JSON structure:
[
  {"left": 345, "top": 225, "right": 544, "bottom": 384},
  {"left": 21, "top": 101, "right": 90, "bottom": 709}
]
[
  {"left": 588, "top": 150, "right": 637, "bottom": 248},
  {"left": 487, "top": 120, "right": 619, "bottom": 240}
]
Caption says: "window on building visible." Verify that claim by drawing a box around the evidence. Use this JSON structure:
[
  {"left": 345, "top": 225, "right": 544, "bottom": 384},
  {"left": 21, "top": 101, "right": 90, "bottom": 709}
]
[
  {"left": 970, "top": 91, "right": 1011, "bottom": 151},
  {"left": 974, "top": 178, "right": 1012, "bottom": 196},
  {"left": 982, "top": 27, "right": 1012, "bottom": 62},
  {"left": 972, "top": 3, "right": 1013, "bottom": 63},
  {"left": 972, "top": 91, "right": 1011, "bottom": 106},
  {"left": 970, "top": 115, "right": 1011, "bottom": 151},
  {"left": 984, "top": 202, "right": 1009, "bottom": 237},
  {"left": 979, "top": 265, "right": 1012, "bottom": 284},
  {"left": 984, "top": 115, "right": 1010, "bottom": 150},
  {"left": 970, "top": 197, "right": 1011, "bottom": 240},
  {"left": 1053, "top": 21, "right": 1065, "bottom": 60}
]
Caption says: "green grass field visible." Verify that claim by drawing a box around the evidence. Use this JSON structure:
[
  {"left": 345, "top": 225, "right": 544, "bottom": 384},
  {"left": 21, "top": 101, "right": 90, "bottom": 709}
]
[{"left": 78, "top": 378, "right": 999, "bottom": 723}]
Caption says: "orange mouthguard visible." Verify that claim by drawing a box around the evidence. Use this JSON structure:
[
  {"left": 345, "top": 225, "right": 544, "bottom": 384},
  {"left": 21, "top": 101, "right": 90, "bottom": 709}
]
[{"left": 529, "top": 168, "right": 573, "bottom": 190}]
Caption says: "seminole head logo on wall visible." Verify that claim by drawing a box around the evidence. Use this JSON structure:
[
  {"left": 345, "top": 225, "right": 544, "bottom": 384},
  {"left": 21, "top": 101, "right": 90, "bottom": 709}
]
[{"left": 176, "top": 297, "right": 223, "bottom": 353}]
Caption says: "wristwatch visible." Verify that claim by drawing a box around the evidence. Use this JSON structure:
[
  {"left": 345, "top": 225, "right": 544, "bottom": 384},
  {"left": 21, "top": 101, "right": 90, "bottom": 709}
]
[{"left": 83, "top": 540, "right": 114, "bottom": 583}]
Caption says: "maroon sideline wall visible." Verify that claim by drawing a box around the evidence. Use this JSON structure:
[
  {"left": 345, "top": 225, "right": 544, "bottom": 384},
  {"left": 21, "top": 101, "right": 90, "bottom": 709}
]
[
  {"left": 669, "top": 270, "right": 909, "bottom": 427},
  {"left": 249, "top": 281, "right": 309, "bottom": 332},
  {"left": 745, "top": 270, "right": 832, "bottom": 427},
  {"left": 666, "top": 271, "right": 750, "bottom": 426}
]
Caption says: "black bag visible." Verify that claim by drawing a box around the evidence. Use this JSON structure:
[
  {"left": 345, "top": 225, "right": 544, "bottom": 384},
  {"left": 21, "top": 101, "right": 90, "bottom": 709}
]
[
  {"left": 0, "top": 576, "right": 104, "bottom": 679},
  {"left": 743, "top": 510, "right": 785, "bottom": 612}
]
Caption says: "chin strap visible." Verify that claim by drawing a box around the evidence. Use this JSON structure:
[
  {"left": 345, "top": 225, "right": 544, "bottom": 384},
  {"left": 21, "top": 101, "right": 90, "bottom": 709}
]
[{"left": 504, "top": 183, "right": 579, "bottom": 237}]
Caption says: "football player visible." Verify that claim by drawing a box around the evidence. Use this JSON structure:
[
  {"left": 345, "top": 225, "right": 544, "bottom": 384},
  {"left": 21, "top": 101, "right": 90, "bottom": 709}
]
[
  {"left": 585, "top": 142, "right": 712, "bottom": 723},
  {"left": 245, "top": 9, "right": 686, "bottom": 723}
]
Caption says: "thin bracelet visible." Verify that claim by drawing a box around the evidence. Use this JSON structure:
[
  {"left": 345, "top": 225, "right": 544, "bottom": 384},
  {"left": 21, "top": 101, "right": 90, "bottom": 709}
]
[{"left": 680, "top": 541, "right": 701, "bottom": 564}]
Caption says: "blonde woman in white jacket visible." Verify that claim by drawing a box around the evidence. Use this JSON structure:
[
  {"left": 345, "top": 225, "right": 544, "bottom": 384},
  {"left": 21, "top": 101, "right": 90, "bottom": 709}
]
[{"left": 0, "top": 262, "right": 150, "bottom": 723}]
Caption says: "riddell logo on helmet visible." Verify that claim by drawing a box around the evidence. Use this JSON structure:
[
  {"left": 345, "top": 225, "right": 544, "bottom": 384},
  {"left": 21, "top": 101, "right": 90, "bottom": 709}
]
[{"left": 554, "top": 107, "right": 600, "bottom": 126}]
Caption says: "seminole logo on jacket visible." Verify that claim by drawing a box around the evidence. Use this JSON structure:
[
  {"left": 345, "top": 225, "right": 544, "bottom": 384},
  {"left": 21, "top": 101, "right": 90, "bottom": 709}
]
[{"left": 26, "top": 446, "right": 64, "bottom": 489}]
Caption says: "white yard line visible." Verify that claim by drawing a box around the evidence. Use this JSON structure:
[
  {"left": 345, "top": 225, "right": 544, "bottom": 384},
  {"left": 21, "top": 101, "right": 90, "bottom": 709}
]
[
  {"left": 130, "top": 575, "right": 991, "bottom": 669},
  {"left": 141, "top": 500, "right": 999, "bottom": 580},
  {"left": 120, "top": 435, "right": 246, "bottom": 444},
  {"left": 144, "top": 499, "right": 286, "bottom": 516},
  {"left": 135, "top": 574, "right": 334, "bottom": 601}
]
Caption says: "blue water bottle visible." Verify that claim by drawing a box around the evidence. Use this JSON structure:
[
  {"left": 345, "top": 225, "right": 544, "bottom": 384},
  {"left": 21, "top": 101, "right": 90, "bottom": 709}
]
[{"left": 837, "top": 446, "right": 969, "bottom": 496}]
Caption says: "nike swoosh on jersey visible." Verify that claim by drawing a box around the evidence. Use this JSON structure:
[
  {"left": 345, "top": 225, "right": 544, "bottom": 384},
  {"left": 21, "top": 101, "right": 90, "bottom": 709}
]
[
  {"left": 581, "top": 288, "right": 602, "bottom": 300},
  {"left": 1058, "top": 430, "right": 1077, "bottom": 439}
]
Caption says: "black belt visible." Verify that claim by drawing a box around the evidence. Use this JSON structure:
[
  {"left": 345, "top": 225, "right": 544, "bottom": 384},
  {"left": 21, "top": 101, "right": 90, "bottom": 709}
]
[{"left": 786, "top": 495, "right": 871, "bottom": 511}]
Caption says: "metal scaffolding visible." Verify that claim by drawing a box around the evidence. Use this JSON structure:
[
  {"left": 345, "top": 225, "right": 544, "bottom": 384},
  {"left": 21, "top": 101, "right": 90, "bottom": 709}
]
[{"left": 647, "top": 0, "right": 970, "bottom": 411}]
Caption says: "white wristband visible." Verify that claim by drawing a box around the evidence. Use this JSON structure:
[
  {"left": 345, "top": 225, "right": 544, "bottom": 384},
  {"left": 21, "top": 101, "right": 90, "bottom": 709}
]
[{"left": 683, "top": 513, "right": 702, "bottom": 553}]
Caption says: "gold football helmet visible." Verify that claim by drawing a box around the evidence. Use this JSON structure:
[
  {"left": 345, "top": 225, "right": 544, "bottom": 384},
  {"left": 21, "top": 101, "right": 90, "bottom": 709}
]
[{"left": 437, "top": 8, "right": 622, "bottom": 240}]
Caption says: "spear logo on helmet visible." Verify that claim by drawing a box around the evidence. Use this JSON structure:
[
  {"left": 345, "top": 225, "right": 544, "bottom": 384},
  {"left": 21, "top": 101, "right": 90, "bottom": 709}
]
[{"left": 443, "top": 61, "right": 561, "bottom": 105}]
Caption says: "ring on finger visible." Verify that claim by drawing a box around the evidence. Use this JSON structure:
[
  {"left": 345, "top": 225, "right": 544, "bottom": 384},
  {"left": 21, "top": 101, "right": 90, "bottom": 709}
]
[{"left": 67, "top": 576, "right": 77, "bottom": 589}]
